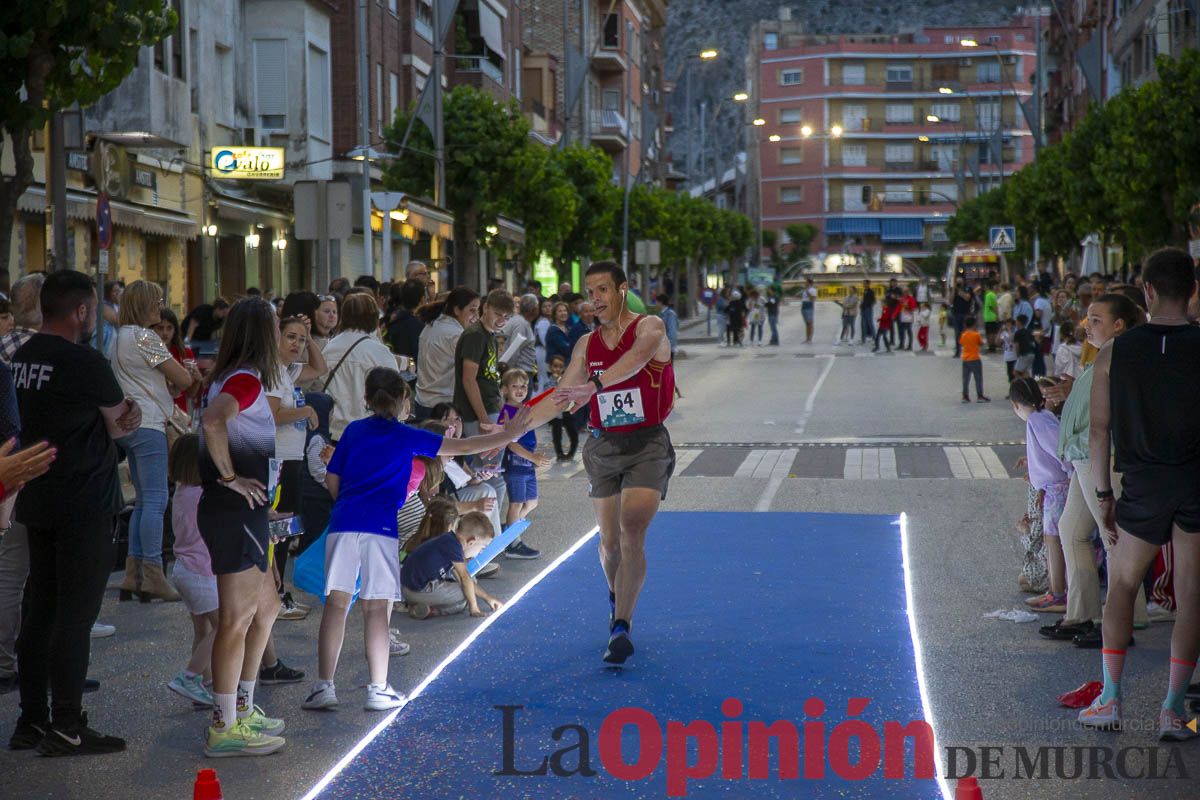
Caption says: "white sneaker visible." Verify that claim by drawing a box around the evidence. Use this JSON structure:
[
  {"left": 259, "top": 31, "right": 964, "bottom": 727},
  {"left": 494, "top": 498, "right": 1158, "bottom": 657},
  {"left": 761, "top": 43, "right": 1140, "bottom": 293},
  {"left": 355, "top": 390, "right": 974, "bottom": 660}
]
[
  {"left": 365, "top": 683, "right": 406, "bottom": 711},
  {"left": 389, "top": 629, "right": 411, "bottom": 657},
  {"left": 90, "top": 622, "right": 116, "bottom": 639},
  {"left": 301, "top": 682, "right": 338, "bottom": 710},
  {"left": 1147, "top": 602, "right": 1176, "bottom": 621}
]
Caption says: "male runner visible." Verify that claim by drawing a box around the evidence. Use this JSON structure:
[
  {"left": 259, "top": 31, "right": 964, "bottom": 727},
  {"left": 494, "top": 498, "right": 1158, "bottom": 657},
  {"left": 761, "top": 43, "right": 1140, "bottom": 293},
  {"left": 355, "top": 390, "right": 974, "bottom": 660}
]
[
  {"left": 1079, "top": 247, "right": 1200, "bottom": 739},
  {"left": 554, "top": 262, "right": 675, "bottom": 665}
]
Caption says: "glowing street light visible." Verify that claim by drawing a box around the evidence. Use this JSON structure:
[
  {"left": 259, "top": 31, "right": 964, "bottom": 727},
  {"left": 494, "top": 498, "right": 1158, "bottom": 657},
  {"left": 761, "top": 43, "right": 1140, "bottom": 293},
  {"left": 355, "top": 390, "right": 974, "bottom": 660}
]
[
  {"left": 800, "top": 125, "right": 814, "bottom": 137},
  {"left": 752, "top": 117, "right": 766, "bottom": 126},
  {"left": 926, "top": 114, "right": 941, "bottom": 123},
  {"left": 960, "top": 38, "right": 979, "bottom": 47},
  {"left": 830, "top": 124, "right": 843, "bottom": 137},
  {"left": 938, "top": 86, "right": 954, "bottom": 94},
  {"left": 918, "top": 135, "right": 930, "bottom": 142},
  {"left": 733, "top": 91, "right": 749, "bottom": 102},
  {"left": 699, "top": 48, "right": 719, "bottom": 60},
  {"left": 768, "top": 134, "right": 782, "bottom": 142}
]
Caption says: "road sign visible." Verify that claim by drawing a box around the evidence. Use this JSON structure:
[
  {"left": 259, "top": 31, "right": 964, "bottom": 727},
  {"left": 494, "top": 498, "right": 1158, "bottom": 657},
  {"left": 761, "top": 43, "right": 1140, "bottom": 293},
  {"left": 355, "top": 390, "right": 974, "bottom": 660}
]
[
  {"left": 98, "top": 250, "right": 109, "bottom": 274},
  {"left": 96, "top": 192, "right": 112, "bottom": 251},
  {"left": 989, "top": 225, "right": 1016, "bottom": 252},
  {"left": 635, "top": 239, "right": 661, "bottom": 265}
]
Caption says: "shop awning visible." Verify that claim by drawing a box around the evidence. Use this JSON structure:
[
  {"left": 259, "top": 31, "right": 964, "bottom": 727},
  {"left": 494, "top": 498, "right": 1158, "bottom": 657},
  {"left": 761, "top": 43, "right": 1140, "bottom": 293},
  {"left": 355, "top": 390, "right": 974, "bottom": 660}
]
[
  {"left": 211, "top": 184, "right": 292, "bottom": 225},
  {"left": 826, "top": 217, "right": 881, "bottom": 236},
  {"left": 880, "top": 218, "right": 925, "bottom": 243},
  {"left": 405, "top": 197, "right": 454, "bottom": 240},
  {"left": 18, "top": 187, "right": 198, "bottom": 239}
]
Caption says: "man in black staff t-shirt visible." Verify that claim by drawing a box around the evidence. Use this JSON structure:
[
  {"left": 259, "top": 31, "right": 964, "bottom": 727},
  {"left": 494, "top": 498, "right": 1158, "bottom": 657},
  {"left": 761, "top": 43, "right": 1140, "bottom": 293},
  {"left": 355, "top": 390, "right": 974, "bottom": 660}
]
[
  {"left": 8, "top": 271, "right": 141, "bottom": 756},
  {"left": 182, "top": 297, "right": 230, "bottom": 343},
  {"left": 1081, "top": 247, "right": 1200, "bottom": 738}
]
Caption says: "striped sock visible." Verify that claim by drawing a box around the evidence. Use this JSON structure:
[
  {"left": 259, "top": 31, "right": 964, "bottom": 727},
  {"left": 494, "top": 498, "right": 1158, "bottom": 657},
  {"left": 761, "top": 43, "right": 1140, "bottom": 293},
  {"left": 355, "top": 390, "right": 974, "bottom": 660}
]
[
  {"left": 1099, "top": 649, "right": 1126, "bottom": 704},
  {"left": 1164, "top": 657, "right": 1196, "bottom": 716}
]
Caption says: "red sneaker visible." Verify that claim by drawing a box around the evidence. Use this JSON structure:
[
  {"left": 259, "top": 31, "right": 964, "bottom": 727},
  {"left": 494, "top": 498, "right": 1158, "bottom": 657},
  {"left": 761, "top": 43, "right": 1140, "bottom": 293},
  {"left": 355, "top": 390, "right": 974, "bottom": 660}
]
[{"left": 1058, "top": 681, "right": 1103, "bottom": 708}]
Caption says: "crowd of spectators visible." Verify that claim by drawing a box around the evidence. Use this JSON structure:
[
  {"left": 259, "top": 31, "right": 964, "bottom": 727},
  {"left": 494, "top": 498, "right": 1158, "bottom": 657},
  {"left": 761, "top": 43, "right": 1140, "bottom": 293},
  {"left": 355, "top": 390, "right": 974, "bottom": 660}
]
[{"left": 0, "top": 261, "right": 681, "bottom": 758}]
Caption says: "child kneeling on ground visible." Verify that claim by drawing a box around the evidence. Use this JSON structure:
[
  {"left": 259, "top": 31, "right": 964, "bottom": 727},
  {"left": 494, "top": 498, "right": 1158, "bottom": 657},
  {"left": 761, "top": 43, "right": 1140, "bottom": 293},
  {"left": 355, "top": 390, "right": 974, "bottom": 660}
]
[
  {"left": 401, "top": 511, "right": 502, "bottom": 620},
  {"left": 302, "top": 368, "right": 532, "bottom": 713}
]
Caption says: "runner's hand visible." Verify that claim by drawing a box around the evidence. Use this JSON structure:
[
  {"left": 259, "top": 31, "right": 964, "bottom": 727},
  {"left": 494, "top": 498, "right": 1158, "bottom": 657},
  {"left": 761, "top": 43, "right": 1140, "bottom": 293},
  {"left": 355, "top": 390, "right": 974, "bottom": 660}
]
[
  {"left": 227, "top": 476, "right": 268, "bottom": 509},
  {"left": 553, "top": 383, "right": 596, "bottom": 408}
]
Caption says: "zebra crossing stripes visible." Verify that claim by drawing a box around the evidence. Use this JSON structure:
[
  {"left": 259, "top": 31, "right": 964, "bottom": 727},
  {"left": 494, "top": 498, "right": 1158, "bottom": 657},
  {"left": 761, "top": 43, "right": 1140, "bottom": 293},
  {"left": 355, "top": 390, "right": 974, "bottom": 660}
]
[
  {"left": 943, "top": 446, "right": 1010, "bottom": 479},
  {"left": 673, "top": 443, "right": 1022, "bottom": 480},
  {"left": 843, "top": 447, "right": 898, "bottom": 479}
]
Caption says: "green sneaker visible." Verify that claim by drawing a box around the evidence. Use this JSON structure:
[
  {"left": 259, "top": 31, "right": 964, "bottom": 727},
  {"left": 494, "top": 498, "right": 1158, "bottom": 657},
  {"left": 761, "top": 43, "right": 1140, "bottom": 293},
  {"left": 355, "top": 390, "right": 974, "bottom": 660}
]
[
  {"left": 239, "top": 705, "right": 285, "bottom": 736},
  {"left": 204, "top": 719, "right": 285, "bottom": 758}
]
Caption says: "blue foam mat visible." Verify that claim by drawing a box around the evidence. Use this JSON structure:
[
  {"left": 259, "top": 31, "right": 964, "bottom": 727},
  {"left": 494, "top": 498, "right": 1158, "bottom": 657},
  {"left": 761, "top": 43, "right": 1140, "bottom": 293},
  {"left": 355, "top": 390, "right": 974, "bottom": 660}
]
[{"left": 311, "top": 512, "right": 941, "bottom": 800}]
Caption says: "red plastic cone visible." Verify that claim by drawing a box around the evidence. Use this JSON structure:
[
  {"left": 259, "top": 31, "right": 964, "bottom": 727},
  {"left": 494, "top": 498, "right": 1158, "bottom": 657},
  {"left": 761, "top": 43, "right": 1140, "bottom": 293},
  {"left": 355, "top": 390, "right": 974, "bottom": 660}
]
[
  {"left": 194, "top": 768, "right": 223, "bottom": 800},
  {"left": 956, "top": 776, "right": 983, "bottom": 800}
]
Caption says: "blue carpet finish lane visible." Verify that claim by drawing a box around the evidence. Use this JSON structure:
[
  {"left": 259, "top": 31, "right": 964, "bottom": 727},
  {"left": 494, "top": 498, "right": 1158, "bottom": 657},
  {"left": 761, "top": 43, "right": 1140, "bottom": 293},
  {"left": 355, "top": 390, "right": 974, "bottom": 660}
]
[{"left": 312, "top": 512, "right": 941, "bottom": 799}]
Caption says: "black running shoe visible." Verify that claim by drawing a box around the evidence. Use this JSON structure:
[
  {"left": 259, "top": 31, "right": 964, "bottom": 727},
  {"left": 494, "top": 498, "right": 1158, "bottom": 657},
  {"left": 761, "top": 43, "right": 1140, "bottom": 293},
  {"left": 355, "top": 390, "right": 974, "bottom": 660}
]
[
  {"left": 8, "top": 717, "right": 47, "bottom": 750},
  {"left": 603, "top": 630, "right": 634, "bottom": 665},
  {"left": 37, "top": 714, "right": 125, "bottom": 756},
  {"left": 1040, "top": 620, "right": 1093, "bottom": 641},
  {"left": 259, "top": 658, "right": 305, "bottom": 685}
]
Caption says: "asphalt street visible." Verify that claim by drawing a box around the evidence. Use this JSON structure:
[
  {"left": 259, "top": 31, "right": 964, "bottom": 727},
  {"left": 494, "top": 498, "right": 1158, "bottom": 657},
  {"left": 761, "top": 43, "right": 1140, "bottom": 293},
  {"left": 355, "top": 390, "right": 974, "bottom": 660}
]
[{"left": 1, "top": 301, "right": 1194, "bottom": 800}]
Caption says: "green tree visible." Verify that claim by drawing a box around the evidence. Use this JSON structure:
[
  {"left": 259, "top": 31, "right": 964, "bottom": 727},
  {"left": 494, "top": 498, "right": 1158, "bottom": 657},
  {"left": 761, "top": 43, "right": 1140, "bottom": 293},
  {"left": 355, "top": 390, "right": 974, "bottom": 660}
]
[
  {"left": 384, "top": 85, "right": 532, "bottom": 288},
  {"left": 0, "top": 0, "right": 175, "bottom": 276},
  {"left": 558, "top": 145, "right": 620, "bottom": 279},
  {"left": 502, "top": 144, "right": 577, "bottom": 270},
  {"left": 1004, "top": 146, "right": 1076, "bottom": 261},
  {"left": 761, "top": 229, "right": 783, "bottom": 269},
  {"left": 1059, "top": 103, "right": 1119, "bottom": 243},
  {"left": 784, "top": 222, "right": 818, "bottom": 263},
  {"left": 945, "top": 185, "right": 1009, "bottom": 245}
]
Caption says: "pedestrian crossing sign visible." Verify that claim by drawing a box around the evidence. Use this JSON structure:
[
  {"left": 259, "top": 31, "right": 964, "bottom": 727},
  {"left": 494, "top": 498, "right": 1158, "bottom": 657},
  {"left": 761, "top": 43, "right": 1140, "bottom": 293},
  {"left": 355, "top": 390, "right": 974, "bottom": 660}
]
[{"left": 989, "top": 226, "right": 1017, "bottom": 252}]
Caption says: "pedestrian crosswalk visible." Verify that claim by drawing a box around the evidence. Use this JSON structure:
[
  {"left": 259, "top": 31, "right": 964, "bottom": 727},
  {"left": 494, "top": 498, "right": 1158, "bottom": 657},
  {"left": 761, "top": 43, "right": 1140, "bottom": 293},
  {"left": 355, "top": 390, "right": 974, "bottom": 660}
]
[{"left": 671, "top": 443, "right": 1025, "bottom": 481}]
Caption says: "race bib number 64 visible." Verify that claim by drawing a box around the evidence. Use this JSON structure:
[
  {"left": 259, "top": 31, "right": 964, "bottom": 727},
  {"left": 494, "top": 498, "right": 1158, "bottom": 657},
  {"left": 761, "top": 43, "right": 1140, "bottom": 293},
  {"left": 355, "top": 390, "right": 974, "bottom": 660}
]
[{"left": 597, "top": 387, "right": 645, "bottom": 428}]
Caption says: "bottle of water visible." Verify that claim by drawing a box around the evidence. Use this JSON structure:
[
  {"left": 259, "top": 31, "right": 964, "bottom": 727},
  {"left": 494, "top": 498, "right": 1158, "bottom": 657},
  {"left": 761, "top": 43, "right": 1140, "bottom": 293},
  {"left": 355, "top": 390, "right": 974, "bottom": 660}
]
[{"left": 294, "top": 388, "right": 307, "bottom": 432}]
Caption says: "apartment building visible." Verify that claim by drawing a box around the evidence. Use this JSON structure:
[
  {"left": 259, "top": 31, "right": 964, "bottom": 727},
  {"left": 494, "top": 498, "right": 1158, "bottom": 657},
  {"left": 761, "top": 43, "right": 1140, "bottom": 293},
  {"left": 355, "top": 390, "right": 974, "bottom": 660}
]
[
  {"left": 749, "top": 13, "right": 1038, "bottom": 267},
  {"left": 522, "top": 0, "right": 671, "bottom": 185}
]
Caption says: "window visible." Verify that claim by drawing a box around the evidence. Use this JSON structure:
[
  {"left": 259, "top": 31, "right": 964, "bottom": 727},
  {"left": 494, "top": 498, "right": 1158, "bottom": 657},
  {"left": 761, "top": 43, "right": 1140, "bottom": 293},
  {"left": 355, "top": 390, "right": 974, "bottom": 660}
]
[
  {"left": 885, "top": 64, "right": 913, "bottom": 83},
  {"left": 976, "top": 61, "right": 1001, "bottom": 83},
  {"left": 885, "top": 103, "right": 914, "bottom": 123},
  {"left": 931, "top": 61, "right": 958, "bottom": 82},
  {"left": 930, "top": 182, "right": 958, "bottom": 202},
  {"left": 216, "top": 44, "right": 234, "bottom": 127},
  {"left": 387, "top": 0, "right": 397, "bottom": 12},
  {"left": 841, "top": 103, "right": 867, "bottom": 130},
  {"left": 976, "top": 100, "right": 1000, "bottom": 130},
  {"left": 389, "top": 72, "right": 399, "bottom": 124},
  {"left": 930, "top": 144, "right": 957, "bottom": 169},
  {"left": 780, "top": 147, "right": 804, "bottom": 165},
  {"left": 780, "top": 187, "right": 804, "bottom": 203},
  {"left": 254, "top": 39, "right": 288, "bottom": 130},
  {"left": 842, "top": 144, "right": 867, "bottom": 167},
  {"left": 170, "top": 0, "right": 184, "bottom": 79},
  {"left": 780, "top": 68, "right": 803, "bottom": 86},
  {"left": 884, "top": 184, "right": 913, "bottom": 203},
  {"left": 842, "top": 63, "right": 866, "bottom": 85},
  {"left": 885, "top": 143, "right": 914, "bottom": 163},
  {"left": 986, "top": 34, "right": 1001, "bottom": 44},
  {"left": 416, "top": 0, "right": 433, "bottom": 41},
  {"left": 602, "top": 89, "right": 620, "bottom": 112},
  {"left": 603, "top": 14, "right": 619, "bottom": 49},
  {"left": 307, "top": 46, "right": 330, "bottom": 139},
  {"left": 415, "top": 70, "right": 427, "bottom": 92},
  {"left": 779, "top": 108, "right": 803, "bottom": 124},
  {"left": 376, "top": 63, "right": 384, "bottom": 130},
  {"left": 930, "top": 102, "right": 960, "bottom": 121},
  {"left": 764, "top": 32, "right": 779, "bottom": 51}
]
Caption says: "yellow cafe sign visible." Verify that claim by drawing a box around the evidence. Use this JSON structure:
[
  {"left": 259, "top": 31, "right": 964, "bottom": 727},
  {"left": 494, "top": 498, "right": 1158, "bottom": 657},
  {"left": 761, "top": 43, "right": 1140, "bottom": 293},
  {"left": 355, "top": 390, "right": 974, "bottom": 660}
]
[{"left": 209, "top": 147, "right": 285, "bottom": 180}]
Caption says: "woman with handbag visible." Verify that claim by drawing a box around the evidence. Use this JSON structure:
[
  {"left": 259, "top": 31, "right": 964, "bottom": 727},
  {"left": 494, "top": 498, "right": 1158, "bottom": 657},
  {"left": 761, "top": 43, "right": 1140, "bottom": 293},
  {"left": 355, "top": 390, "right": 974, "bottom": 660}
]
[
  {"left": 320, "top": 293, "right": 398, "bottom": 442},
  {"left": 112, "top": 281, "right": 201, "bottom": 602}
]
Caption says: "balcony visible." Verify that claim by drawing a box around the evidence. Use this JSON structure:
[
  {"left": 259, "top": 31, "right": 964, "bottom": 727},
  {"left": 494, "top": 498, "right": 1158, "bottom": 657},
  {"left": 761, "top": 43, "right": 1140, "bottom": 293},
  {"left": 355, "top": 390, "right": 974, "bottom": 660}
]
[
  {"left": 592, "top": 46, "right": 628, "bottom": 73},
  {"left": 414, "top": 17, "right": 433, "bottom": 42},
  {"left": 590, "top": 109, "right": 628, "bottom": 150},
  {"left": 455, "top": 56, "right": 504, "bottom": 87}
]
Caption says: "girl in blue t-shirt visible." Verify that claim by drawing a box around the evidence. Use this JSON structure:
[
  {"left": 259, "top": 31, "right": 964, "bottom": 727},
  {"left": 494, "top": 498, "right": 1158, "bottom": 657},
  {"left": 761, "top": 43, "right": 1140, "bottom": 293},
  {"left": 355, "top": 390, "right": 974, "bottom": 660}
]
[{"left": 302, "top": 367, "right": 532, "bottom": 713}]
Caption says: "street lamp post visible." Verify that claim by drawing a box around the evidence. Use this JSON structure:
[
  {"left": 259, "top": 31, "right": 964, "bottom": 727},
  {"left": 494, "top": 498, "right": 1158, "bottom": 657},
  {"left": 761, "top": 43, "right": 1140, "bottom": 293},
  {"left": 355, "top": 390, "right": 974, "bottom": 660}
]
[{"left": 681, "top": 49, "right": 719, "bottom": 190}]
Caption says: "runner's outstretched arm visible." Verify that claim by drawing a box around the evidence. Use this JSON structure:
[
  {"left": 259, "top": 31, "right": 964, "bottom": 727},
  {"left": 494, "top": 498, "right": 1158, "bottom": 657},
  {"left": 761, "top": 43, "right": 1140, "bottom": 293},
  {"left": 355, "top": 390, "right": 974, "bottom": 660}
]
[{"left": 554, "top": 317, "right": 667, "bottom": 406}]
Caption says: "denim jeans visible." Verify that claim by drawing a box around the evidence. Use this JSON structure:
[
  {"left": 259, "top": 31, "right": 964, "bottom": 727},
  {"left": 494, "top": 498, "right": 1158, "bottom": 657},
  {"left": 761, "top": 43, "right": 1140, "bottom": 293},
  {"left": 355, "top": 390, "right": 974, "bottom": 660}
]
[
  {"left": 119, "top": 426, "right": 169, "bottom": 565},
  {"left": 767, "top": 314, "right": 779, "bottom": 345},
  {"left": 860, "top": 312, "right": 876, "bottom": 342}
]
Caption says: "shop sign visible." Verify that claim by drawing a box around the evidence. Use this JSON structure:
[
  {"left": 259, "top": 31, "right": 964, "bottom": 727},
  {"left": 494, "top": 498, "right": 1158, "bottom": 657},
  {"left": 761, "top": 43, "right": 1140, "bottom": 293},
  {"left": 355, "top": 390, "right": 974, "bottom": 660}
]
[{"left": 210, "top": 147, "right": 285, "bottom": 179}]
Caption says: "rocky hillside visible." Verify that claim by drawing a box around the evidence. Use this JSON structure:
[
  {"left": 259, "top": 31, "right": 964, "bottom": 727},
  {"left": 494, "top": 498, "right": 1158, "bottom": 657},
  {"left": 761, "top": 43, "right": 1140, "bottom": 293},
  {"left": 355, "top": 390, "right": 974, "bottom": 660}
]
[{"left": 665, "top": 0, "right": 1026, "bottom": 183}]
